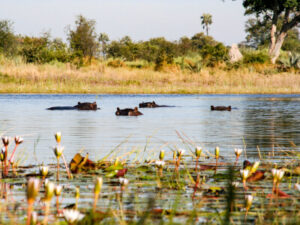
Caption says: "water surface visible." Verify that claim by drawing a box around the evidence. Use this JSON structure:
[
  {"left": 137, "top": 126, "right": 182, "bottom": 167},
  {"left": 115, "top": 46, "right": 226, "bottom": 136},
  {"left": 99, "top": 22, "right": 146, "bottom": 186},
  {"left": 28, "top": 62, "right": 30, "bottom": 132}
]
[{"left": 1, "top": 94, "right": 300, "bottom": 164}]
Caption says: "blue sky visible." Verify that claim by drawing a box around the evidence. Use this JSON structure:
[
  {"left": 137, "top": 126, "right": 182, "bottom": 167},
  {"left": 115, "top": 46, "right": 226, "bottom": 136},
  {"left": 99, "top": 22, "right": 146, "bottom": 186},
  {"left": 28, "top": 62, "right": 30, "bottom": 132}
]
[{"left": 1, "top": 0, "right": 248, "bottom": 45}]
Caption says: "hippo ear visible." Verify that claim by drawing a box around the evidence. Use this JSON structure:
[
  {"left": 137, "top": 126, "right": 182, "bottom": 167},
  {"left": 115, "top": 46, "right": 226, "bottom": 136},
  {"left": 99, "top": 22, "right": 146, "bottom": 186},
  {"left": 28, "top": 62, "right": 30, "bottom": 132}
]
[
  {"left": 93, "top": 102, "right": 96, "bottom": 104},
  {"left": 153, "top": 101, "right": 155, "bottom": 104},
  {"left": 211, "top": 105, "right": 214, "bottom": 110},
  {"left": 134, "top": 107, "right": 138, "bottom": 111},
  {"left": 117, "top": 107, "right": 120, "bottom": 111},
  {"left": 78, "top": 102, "right": 81, "bottom": 105}
]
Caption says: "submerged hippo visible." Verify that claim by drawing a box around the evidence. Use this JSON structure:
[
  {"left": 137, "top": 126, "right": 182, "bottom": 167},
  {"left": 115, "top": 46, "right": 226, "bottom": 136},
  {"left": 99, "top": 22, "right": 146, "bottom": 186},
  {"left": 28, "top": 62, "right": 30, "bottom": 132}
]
[
  {"left": 139, "top": 101, "right": 174, "bottom": 108},
  {"left": 115, "top": 107, "right": 143, "bottom": 116},
  {"left": 210, "top": 105, "right": 231, "bottom": 111},
  {"left": 47, "top": 102, "right": 99, "bottom": 111}
]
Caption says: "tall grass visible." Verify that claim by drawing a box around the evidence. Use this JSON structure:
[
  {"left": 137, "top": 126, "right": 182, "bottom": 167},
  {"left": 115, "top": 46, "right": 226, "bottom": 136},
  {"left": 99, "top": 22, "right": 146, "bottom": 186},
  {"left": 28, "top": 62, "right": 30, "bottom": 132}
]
[{"left": 0, "top": 54, "right": 299, "bottom": 94}]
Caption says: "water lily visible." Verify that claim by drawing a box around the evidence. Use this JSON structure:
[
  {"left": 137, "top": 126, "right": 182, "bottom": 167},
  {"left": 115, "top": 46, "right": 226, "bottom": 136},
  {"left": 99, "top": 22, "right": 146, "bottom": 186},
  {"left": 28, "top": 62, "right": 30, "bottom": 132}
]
[
  {"left": 245, "top": 194, "right": 253, "bottom": 210},
  {"left": 54, "top": 132, "right": 61, "bottom": 144},
  {"left": 44, "top": 181, "right": 55, "bottom": 201},
  {"left": 9, "top": 136, "right": 24, "bottom": 166},
  {"left": 215, "top": 146, "right": 220, "bottom": 159},
  {"left": 245, "top": 194, "right": 253, "bottom": 219},
  {"left": 2, "top": 136, "right": 9, "bottom": 146},
  {"left": 195, "top": 146, "right": 202, "bottom": 158},
  {"left": 14, "top": 136, "right": 24, "bottom": 145},
  {"left": 155, "top": 160, "right": 165, "bottom": 168},
  {"left": 63, "top": 209, "right": 84, "bottom": 225},
  {"left": 0, "top": 147, "right": 5, "bottom": 162},
  {"left": 177, "top": 148, "right": 185, "bottom": 157},
  {"left": 27, "top": 178, "right": 40, "bottom": 203},
  {"left": 55, "top": 185, "right": 63, "bottom": 214},
  {"left": 39, "top": 165, "right": 49, "bottom": 178},
  {"left": 240, "top": 169, "right": 250, "bottom": 189},
  {"left": 93, "top": 177, "right": 103, "bottom": 212},
  {"left": 94, "top": 177, "right": 103, "bottom": 195},
  {"left": 195, "top": 146, "right": 202, "bottom": 172},
  {"left": 53, "top": 146, "right": 64, "bottom": 181},
  {"left": 214, "top": 146, "right": 220, "bottom": 175},
  {"left": 26, "top": 178, "right": 40, "bottom": 225},
  {"left": 119, "top": 177, "right": 129, "bottom": 186},
  {"left": 234, "top": 148, "right": 242, "bottom": 165},
  {"left": 159, "top": 149, "right": 165, "bottom": 160},
  {"left": 53, "top": 146, "right": 64, "bottom": 158},
  {"left": 55, "top": 185, "right": 63, "bottom": 196},
  {"left": 232, "top": 182, "right": 239, "bottom": 188}
]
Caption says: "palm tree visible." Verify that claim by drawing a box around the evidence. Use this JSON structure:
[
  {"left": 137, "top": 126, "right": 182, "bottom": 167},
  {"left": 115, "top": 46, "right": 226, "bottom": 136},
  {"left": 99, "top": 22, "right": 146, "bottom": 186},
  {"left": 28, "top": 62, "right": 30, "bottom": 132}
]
[{"left": 201, "top": 13, "right": 213, "bottom": 36}]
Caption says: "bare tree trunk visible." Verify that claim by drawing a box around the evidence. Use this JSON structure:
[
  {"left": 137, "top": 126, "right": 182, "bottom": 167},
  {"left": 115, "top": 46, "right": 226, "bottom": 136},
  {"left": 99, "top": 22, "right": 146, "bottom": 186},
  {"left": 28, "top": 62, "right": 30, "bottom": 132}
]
[
  {"left": 269, "top": 32, "right": 287, "bottom": 64},
  {"left": 269, "top": 24, "right": 277, "bottom": 56}
]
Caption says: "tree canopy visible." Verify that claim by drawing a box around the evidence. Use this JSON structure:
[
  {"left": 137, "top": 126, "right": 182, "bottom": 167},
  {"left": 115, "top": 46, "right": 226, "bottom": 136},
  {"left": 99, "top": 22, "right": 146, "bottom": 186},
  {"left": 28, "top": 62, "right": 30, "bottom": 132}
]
[{"left": 243, "top": 0, "right": 300, "bottom": 63}]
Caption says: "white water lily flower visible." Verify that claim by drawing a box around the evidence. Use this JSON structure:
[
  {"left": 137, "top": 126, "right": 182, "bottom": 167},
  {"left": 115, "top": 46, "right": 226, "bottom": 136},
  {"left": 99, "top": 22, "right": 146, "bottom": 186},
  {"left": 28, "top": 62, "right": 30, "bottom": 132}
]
[
  {"left": 63, "top": 209, "right": 84, "bottom": 224},
  {"left": 39, "top": 165, "right": 49, "bottom": 177},
  {"left": 45, "top": 181, "right": 55, "bottom": 201},
  {"left": 195, "top": 146, "right": 202, "bottom": 158},
  {"left": 155, "top": 160, "right": 165, "bottom": 168},
  {"left": 215, "top": 146, "right": 220, "bottom": 158},
  {"left": 54, "top": 132, "right": 61, "bottom": 143},
  {"left": 232, "top": 182, "right": 239, "bottom": 188},
  {"left": 276, "top": 169, "right": 285, "bottom": 182},
  {"left": 177, "top": 149, "right": 185, "bottom": 157},
  {"left": 27, "top": 178, "right": 40, "bottom": 201},
  {"left": 234, "top": 148, "right": 243, "bottom": 157},
  {"left": 94, "top": 177, "right": 103, "bottom": 195},
  {"left": 2, "top": 136, "right": 9, "bottom": 146},
  {"left": 245, "top": 194, "right": 253, "bottom": 209},
  {"left": 119, "top": 177, "right": 129, "bottom": 186},
  {"left": 271, "top": 168, "right": 278, "bottom": 178},
  {"left": 55, "top": 185, "right": 63, "bottom": 196},
  {"left": 14, "top": 136, "right": 24, "bottom": 145},
  {"left": 53, "top": 146, "right": 64, "bottom": 158}
]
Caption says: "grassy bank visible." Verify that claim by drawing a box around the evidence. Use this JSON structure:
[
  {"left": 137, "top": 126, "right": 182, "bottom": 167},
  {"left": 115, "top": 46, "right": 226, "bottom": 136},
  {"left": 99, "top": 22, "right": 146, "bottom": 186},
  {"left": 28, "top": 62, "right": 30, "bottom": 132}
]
[{"left": 0, "top": 56, "right": 299, "bottom": 94}]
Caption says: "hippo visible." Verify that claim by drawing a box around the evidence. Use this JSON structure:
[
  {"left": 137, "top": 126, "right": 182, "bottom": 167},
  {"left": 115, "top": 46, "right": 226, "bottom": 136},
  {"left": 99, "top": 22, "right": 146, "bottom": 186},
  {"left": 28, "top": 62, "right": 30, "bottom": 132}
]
[
  {"left": 115, "top": 107, "right": 143, "bottom": 116},
  {"left": 210, "top": 105, "right": 231, "bottom": 111},
  {"left": 47, "top": 102, "right": 99, "bottom": 110},
  {"left": 139, "top": 101, "right": 174, "bottom": 108}
]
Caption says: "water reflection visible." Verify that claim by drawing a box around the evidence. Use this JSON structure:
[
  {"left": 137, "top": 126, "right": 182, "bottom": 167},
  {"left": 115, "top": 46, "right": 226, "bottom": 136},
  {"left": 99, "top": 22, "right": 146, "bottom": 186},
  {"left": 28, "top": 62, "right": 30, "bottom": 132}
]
[{"left": 0, "top": 94, "right": 300, "bottom": 164}]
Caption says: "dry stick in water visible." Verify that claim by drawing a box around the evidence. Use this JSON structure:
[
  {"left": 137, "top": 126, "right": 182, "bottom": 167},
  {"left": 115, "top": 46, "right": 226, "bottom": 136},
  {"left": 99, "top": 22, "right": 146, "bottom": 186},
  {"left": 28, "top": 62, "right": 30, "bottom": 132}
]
[{"left": 61, "top": 153, "right": 72, "bottom": 179}]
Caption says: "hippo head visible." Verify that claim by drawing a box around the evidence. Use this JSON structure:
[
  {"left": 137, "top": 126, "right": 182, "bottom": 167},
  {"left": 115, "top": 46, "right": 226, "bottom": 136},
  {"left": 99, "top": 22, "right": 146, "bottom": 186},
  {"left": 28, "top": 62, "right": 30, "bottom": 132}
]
[{"left": 210, "top": 105, "right": 214, "bottom": 110}]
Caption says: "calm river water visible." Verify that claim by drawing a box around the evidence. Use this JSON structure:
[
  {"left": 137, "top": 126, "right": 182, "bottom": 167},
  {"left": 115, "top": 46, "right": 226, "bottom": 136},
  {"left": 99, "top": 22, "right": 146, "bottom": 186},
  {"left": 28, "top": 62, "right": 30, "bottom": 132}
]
[{"left": 0, "top": 94, "right": 300, "bottom": 164}]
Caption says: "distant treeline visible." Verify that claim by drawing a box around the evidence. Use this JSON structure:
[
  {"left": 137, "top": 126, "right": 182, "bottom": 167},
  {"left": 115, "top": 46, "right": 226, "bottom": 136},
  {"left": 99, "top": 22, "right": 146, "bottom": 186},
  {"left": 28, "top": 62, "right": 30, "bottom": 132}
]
[{"left": 0, "top": 15, "right": 299, "bottom": 70}]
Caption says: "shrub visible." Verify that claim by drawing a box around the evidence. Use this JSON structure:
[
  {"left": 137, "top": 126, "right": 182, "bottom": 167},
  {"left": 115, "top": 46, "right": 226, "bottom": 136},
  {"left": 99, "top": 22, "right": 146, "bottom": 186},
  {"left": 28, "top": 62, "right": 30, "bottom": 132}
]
[
  {"left": 107, "top": 59, "right": 125, "bottom": 68},
  {"left": 242, "top": 50, "right": 270, "bottom": 64},
  {"left": 200, "top": 43, "right": 228, "bottom": 67}
]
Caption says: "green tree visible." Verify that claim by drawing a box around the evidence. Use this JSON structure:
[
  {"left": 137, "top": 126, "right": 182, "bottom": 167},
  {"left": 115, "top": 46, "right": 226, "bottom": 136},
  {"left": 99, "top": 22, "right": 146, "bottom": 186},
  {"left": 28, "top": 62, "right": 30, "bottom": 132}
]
[
  {"left": 67, "top": 15, "right": 99, "bottom": 62},
  {"left": 245, "top": 15, "right": 300, "bottom": 52},
  {"left": 0, "top": 20, "right": 17, "bottom": 56},
  {"left": 98, "top": 33, "right": 109, "bottom": 59},
  {"left": 243, "top": 0, "right": 300, "bottom": 63},
  {"left": 200, "top": 13, "right": 213, "bottom": 36}
]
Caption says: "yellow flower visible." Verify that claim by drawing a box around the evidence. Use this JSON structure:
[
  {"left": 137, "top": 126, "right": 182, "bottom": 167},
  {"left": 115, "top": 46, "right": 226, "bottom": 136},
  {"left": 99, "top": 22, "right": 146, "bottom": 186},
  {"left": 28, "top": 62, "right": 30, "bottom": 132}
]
[
  {"left": 234, "top": 148, "right": 242, "bottom": 157},
  {"left": 39, "top": 165, "right": 49, "bottom": 177},
  {"left": 215, "top": 146, "right": 220, "bottom": 159},
  {"left": 54, "top": 132, "right": 61, "bottom": 143},
  {"left": 159, "top": 150, "right": 165, "bottom": 160}
]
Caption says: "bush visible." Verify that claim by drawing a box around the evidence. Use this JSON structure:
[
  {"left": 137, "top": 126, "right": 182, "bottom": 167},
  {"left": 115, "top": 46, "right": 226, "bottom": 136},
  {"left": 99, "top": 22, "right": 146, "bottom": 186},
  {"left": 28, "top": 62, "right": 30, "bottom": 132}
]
[
  {"left": 107, "top": 59, "right": 125, "bottom": 68},
  {"left": 242, "top": 50, "right": 270, "bottom": 64},
  {"left": 200, "top": 43, "right": 228, "bottom": 67}
]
